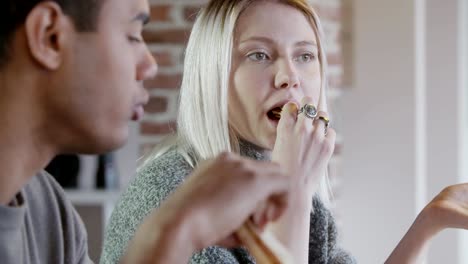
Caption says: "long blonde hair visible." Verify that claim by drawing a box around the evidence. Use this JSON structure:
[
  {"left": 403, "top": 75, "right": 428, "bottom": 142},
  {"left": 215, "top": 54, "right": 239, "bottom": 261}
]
[{"left": 142, "top": 0, "right": 332, "bottom": 204}]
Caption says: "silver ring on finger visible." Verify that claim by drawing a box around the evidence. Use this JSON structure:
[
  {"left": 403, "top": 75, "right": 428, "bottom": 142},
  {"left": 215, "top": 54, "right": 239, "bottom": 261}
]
[{"left": 298, "top": 104, "right": 318, "bottom": 119}]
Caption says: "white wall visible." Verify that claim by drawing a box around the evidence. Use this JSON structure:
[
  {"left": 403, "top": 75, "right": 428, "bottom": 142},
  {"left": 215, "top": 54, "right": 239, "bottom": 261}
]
[
  {"left": 425, "top": 0, "right": 467, "bottom": 263},
  {"left": 337, "top": 1, "right": 422, "bottom": 263},
  {"left": 337, "top": 0, "right": 468, "bottom": 263},
  {"left": 459, "top": 0, "right": 468, "bottom": 261}
]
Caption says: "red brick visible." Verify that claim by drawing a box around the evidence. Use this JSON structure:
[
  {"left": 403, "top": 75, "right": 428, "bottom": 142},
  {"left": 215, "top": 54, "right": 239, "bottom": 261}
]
[
  {"left": 150, "top": 5, "right": 172, "bottom": 22},
  {"left": 152, "top": 51, "right": 174, "bottom": 67},
  {"left": 184, "top": 6, "right": 202, "bottom": 23},
  {"left": 144, "top": 73, "right": 182, "bottom": 90},
  {"left": 141, "top": 121, "right": 177, "bottom": 135},
  {"left": 143, "top": 28, "right": 192, "bottom": 44},
  {"left": 145, "top": 96, "right": 169, "bottom": 114}
]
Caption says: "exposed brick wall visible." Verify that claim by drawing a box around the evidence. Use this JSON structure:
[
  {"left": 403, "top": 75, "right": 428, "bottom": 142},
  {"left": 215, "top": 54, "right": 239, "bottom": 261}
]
[{"left": 142, "top": 0, "right": 345, "bottom": 190}]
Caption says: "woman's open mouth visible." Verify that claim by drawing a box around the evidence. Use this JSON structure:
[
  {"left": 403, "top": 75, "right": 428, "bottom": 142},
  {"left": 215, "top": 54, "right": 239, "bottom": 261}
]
[{"left": 267, "top": 107, "right": 282, "bottom": 122}]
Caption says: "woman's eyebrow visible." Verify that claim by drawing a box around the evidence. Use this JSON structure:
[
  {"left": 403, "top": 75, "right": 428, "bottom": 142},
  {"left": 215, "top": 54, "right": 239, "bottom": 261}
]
[{"left": 239, "top": 37, "right": 317, "bottom": 47}]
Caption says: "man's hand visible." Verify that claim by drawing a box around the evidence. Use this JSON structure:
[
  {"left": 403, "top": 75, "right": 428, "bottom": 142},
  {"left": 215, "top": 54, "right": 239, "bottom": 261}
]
[{"left": 121, "top": 152, "right": 290, "bottom": 264}]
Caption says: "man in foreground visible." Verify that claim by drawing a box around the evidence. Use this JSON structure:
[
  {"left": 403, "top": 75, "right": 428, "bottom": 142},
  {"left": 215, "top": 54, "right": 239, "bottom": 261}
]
[{"left": 0, "top": 0, "right": 291, "bottom": 263}]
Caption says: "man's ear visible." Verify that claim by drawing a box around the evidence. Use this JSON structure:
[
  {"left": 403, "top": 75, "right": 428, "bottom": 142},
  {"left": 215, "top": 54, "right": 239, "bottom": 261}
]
[{"left": 24, "top": 2, "right": 73, "bottom": 70}]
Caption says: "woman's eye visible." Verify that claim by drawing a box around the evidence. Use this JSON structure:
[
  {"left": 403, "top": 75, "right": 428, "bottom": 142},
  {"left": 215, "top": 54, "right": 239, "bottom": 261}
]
[
  {"left": 297, "top": 53, "right": 316, "bottom": 63},
  {"left": 248, "top": 52, "right": 269, "bottom": 61}
]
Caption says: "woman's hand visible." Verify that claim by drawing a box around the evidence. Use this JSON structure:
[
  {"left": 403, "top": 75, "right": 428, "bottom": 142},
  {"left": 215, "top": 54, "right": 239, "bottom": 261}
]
[
  {"left": 386, "top": 183, "right": 468, "bottom": 264},
  {"left": 269, "top": 96, "right": 336, "bottom": 263},
  {"left": 423, "top": 183, "right": 468, "bottom": 231},
  {"left": 271, "top": 96, "right": 336, "bottom": 197}
]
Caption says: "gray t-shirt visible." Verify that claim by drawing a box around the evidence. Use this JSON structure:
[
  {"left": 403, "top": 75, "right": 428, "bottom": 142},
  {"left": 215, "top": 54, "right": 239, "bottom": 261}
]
[{"left": 0, "top": 171, "right": 92, "bottom": 264}]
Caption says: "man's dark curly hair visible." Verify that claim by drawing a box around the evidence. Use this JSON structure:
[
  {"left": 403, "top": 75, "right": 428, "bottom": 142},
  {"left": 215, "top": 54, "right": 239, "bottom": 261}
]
[{"left": 0, "top": 0, "right": 104, "bottom": 68}]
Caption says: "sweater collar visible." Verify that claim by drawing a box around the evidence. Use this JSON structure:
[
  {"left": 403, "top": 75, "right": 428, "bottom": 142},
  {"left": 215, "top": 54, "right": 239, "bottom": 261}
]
[{"left": 238, "top": 139, "right": 271, "bottom": 161}]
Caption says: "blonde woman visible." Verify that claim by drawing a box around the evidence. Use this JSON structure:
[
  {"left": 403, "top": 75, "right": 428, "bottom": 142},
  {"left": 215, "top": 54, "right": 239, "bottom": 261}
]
[
  {"left": 101, "top": 1, "right": 351, "bottom": 263},
  {"left": 101, "top": 0, "right": 468, "bottom": 263}
]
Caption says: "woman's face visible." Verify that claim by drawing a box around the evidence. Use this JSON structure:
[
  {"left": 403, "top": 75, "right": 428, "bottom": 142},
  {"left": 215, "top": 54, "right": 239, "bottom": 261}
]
[{"left": 228, "top": 1, "right": 321, "bottom": 150}]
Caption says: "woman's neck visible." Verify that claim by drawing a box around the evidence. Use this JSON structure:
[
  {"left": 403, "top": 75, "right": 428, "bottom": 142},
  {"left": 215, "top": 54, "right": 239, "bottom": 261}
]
[{"left": 238, "top": 139, "right": 272, "bottom": 161}]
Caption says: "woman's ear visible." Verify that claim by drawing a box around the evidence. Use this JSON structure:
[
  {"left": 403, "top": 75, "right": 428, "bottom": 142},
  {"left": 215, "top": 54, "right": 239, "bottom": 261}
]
[{"left": 24, "top": 1, "right": 72, "bottom": 70}]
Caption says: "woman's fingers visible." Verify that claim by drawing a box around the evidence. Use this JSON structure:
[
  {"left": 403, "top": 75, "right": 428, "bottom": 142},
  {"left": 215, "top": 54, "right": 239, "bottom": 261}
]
[
  {"left": 312, "top": 111, "right": 329, "bottom": 140},
  {"left": 277, "top": 102, "right": 298, "bottom": 132},
  {"left": 323, "top": 127, "right": 336, "bottom": 158},
  {"left": 272, "top": 96, "right": 335, "bottom": 192},
  {"left": 314, "top": 111, "right": 335, "bottom": 154},
  {"left": 296, "top": 96, "right": 317, "bottom": 134}
]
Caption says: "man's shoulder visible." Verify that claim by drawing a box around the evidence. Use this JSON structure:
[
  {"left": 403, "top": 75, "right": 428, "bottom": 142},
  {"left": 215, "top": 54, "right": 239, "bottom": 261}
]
[
  {"left": 31, "top": 170, "right": 64, "bottom": 189},
  {"left": 24, "top": 170, "right": 68, "bottom": 205},
  {"left": 19, "top": 170, "right": 90, "bottom": 263},
  {"left": 23, "top": 170, "right": 82, "bottom": 226}
]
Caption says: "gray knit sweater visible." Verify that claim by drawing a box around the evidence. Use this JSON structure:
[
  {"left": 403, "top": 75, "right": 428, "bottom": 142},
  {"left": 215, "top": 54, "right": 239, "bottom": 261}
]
[{"left": 100, "top": 143, "right": 356, "bottom": 264}]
